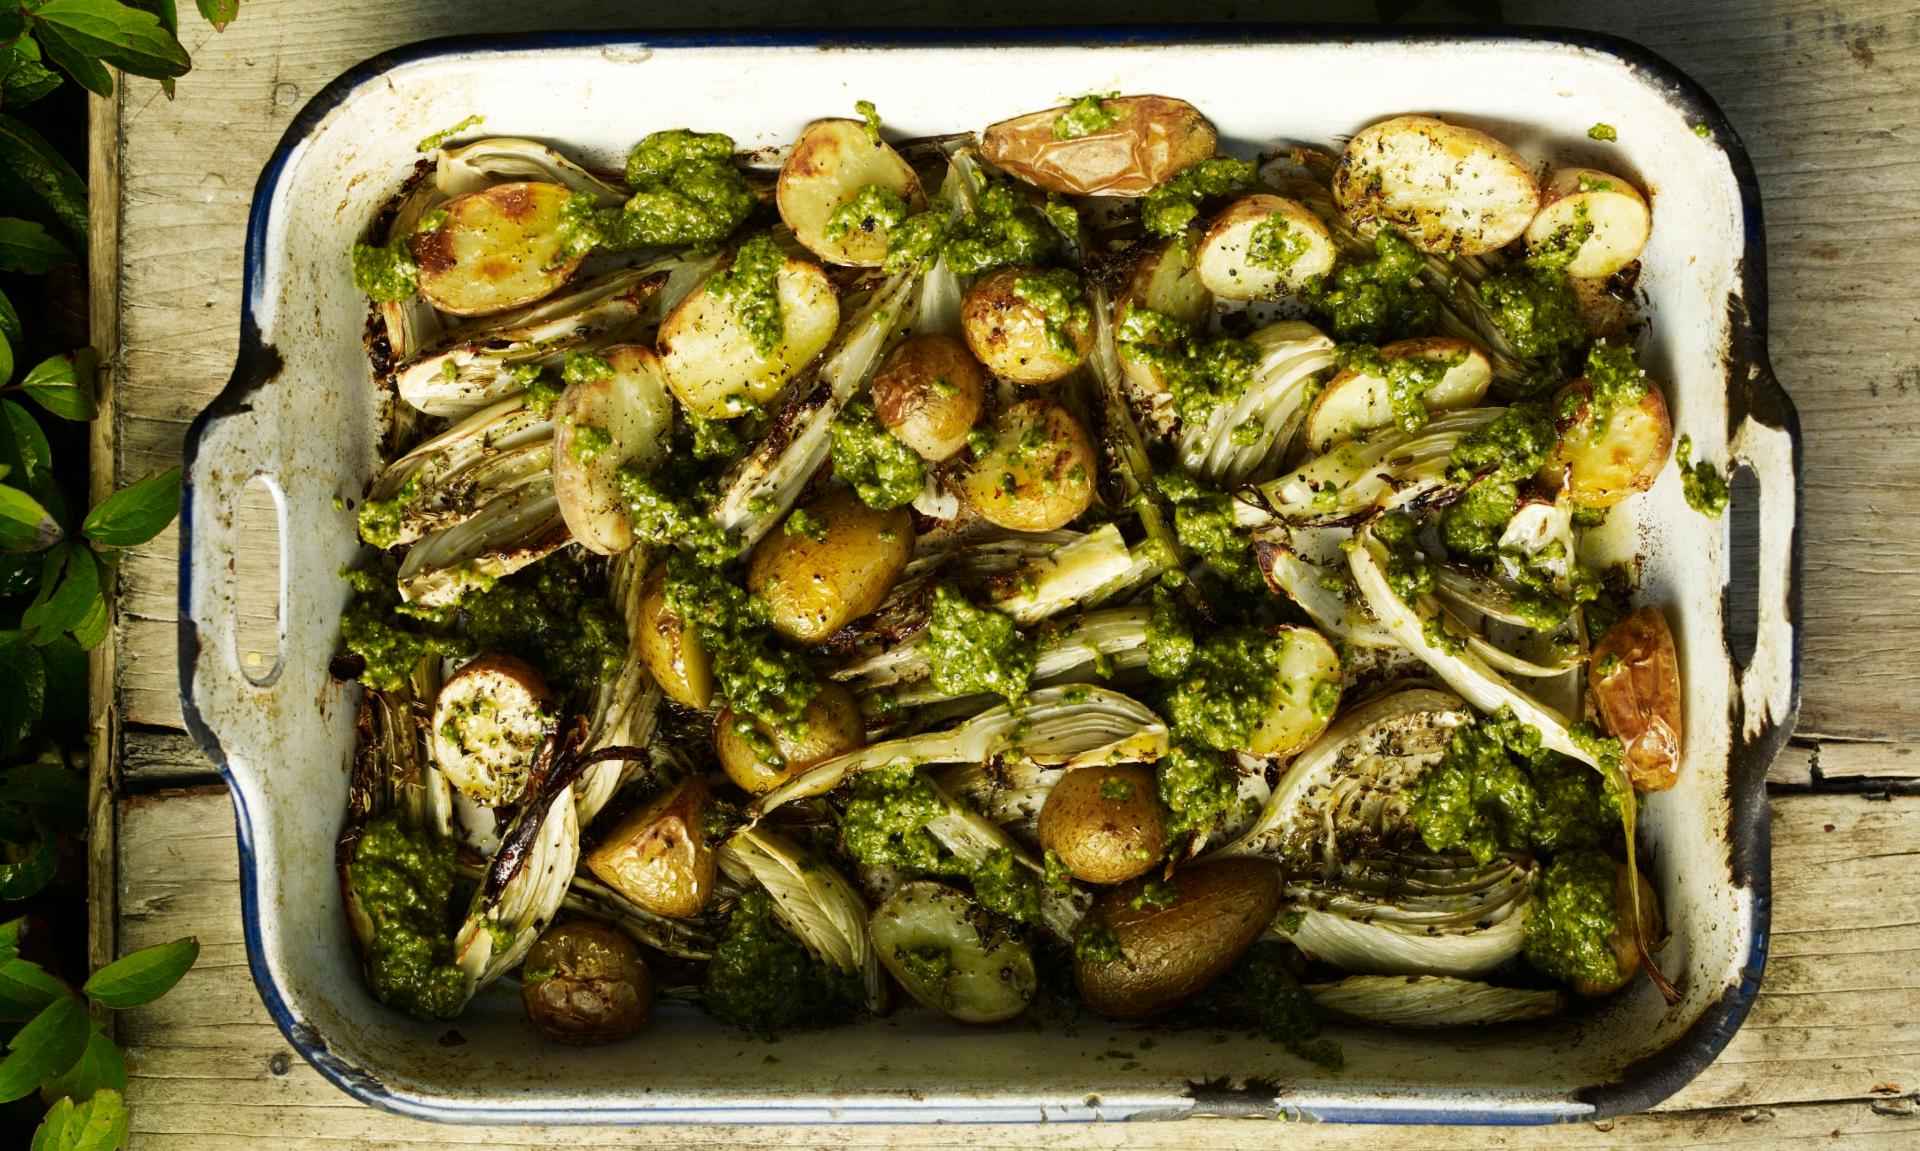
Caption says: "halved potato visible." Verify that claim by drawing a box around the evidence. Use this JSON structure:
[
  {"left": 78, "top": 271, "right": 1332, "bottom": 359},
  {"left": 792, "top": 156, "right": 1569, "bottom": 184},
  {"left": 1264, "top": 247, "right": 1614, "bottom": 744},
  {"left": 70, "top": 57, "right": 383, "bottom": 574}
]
[
  {"left": 411, "top": 181, "right": 584, "bottom": 316},
  {"left": 1195, "top": 194, "right": 1337, "bottom": 300},
  {"left": 871, "top": 882, "right": 1037, "bottom": 1023},
  {"left": 870, "top": 334, "right": 987, "bottom": 461},
  {"left": 1589, "top": 607, "right": 1683, "bottom": 792},
  {"left": 960, "top": 398, "right": 1097, "bottom": 532},
  {"left": 657, "top": 253, "right": 840, "bottom": 420},
  {"left": 1302, "top": 337, "right": 1493, "bottom": 453},
  {"left": 1244, "top": 626, "right": 1342, "bottom": 757},
  {"left": 1332, "top": 115, "right": 1540, "bottom": 256},
  {"left": 1524, "top": 168, "right": 1651, "bottom": 278},
  {"left": 1542, "top": 379, "right": 1673, "bottom": 509},
  {"left": 715, "top": 682, "right": 865, "bottom": 795},
  {"left": 583, "top": 777, "right": 717, "bottom": 920},
  {"left": 552, "top": 345, "right": 674, "bottom": 555},
  {"left": 960, "top": 267, "right": 1091, "bottom": 384},
  {"left": 746, "top": 487, "right": 915, "bottom": 643},
  {"left": 1114, "top": 235, "right": 1211, "bottom": 406},
  {"left": 636, "top": 562, "right": 713, "bottom": 709},
  {"left": 980, "top": 95, "right": 1217, "bottom": 197},
  {"left": 430, "top": 653, "right": 552, "bottom": 805},
  {"left": 777, "top": 118, "right": 925, "bottom": 268}
]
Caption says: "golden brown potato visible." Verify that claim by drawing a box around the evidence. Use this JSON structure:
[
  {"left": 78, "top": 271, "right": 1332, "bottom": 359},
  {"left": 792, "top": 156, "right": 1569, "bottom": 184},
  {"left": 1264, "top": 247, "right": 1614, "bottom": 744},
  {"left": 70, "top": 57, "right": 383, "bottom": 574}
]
[
  {"left": 1572, "top": 864, "right": 1664, "bottom": 998},
  {"left": 1302, "top": 337, "right": 1493, "bottom": 453},
  {"left": 1589, "top": 607, "right": 1683, "bottom": 792},
  {"left": 551, "top": 344, "right": 674, "bottom": 555},
  {"left": 1037, "top": 763, "right": 1168, "bottom": 885},
  {"left": 636, "top": 563, "right": 713, "bottom": 709},
  {"left": 657, "top": 253, "right": 840, "bottom": 420},
  {"left": 520, "top": 919, "right": 653, "bottom": 1044},
  {"left": 411, "top": 181, "right": 585, "bottom": 316},
  {"left": 1243, "top": 627, "right": 1343, "bottom": 757},
  {"left": 583, "top": 777, "right": 717, "bottom": 920},
  {"left": 960, "top": 267, "right": 1091, "bottom": 385},
  {"left": 960, "top": 398, "right": 1097, "bottom": 532},
  {"left": 747, "top": 487, "right": 914, "bottom": 644},
  {"left": 1114, "top": 236, "right": 1211, "bottom": 404},
  {"left": 715, "top": 682, "right": 865, "bottom": 795},
  {"left": 430, "top": 653, "right": 552, "bottom": 806},
  {"left": 981, "top": 95, "right": 1217, "bottom": 197},
  {"left": 1195, "top": 194, "right": 1337, "bottom": 300},
  {"left": 1524, "top": 168, "right": 1651, "bottom": 278},
  {"left": 870, "top": 334, "right": 988, "bottom": 462},
  {"left": 1332, "top": 115, "right": 1540, "bottom": 256},
  {"left": 1074, "top": 858, "right": 1282, "bottom": 1018},
  {"left": 777, "top": 118, "right": 925, "bottom": 267},
  {"left": 1542, "top": 378, "right": 1674, "bottom": 509}
]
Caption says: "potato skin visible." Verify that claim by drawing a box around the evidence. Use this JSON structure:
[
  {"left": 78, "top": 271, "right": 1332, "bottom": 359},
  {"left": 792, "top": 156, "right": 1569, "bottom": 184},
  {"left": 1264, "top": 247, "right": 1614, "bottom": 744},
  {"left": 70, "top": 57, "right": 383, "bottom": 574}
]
[
  {"left": 1542, "top": 379, "right": 1673, "bottom": 508},
  {"left": 960, "top": 398, "right": 1097, "bottom": 532},
  {"left": 637, "top": 562, "right": 713, "bottom": 708},
  {"left": 981, "top": 95, "right": 1217, "bottom": 197},
  {"left": 747, "top": 487, "right": 914, "bottom": 644},
  {"left": 870, "top": 334, "right": 987, "bottom": 462},
  {"left": 961, "top": 267, "right": 1091, "bottom": 385},
  {"left": 1572, "top": 864, "right": 1664, "bottom": 997},
  {"left": 583, "top": 776, "right": 717, "bottom": 919},
  {"left": 715, "top": 682, "right": 865, "bottom": 795},
  {"left": 412, "top": 181, "right": 584, "bottom": 316},
  {"left": 520, "top": 920, "right": 653, "bottom": 1044},
  {"left": 1588, "top": 607, "right": 1683, "bottom": 792},
  {"left": 1038, "top": 764, "right": 1168, "bottom": 885},
  {"left": 1074, "top": 858, "right": 1282, "bottom": 1018}
]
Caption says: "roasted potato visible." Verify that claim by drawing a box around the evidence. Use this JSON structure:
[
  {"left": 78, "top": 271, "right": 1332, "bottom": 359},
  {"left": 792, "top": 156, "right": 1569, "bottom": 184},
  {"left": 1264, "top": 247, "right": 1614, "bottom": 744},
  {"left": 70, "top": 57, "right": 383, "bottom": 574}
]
[
  {"left": 870, "top": 881, "right": 1037, "bottom": 1023},
  {"left": 746, "top": 487, "right": 914, "bottom": 643},
  {"left": 1572, "top": 863, "right": 1665, "bottom": 998},
  {"left": 715, "top": 682, "right": 865, "bottom": 794},
  {"left": 1542, "top": 378, "right": 1673, "bottom": 509},
  {"left": 1037, "top": 763, "right": 1168, "bottom": 885},
  {"left": 1332, "top": 115, "right": 1540, "bottom": 256},
  {"left": 583, "top": 776, "right": 718, "bottom": 919},
  {"left": 1244, "top": 627, "right": 1342, "bottom": 758},
  {"left": 981, "top": 95, "right": 1217, "bottom": 197},
  {"left": 1074, "top": 858, "right": 1282, "bottom": 1018},
  {"left": 870, "top": 334, "right": 987, "bottom": 461},
  {"left": 636, "top": 562, "right": 712, "bottom": 708},
  {"left": 658, "top": 251, "right": 840, "bottom": 420},
  {"left": 520, "top": 919, "right": 653, "bottom": 1044},
  {"left": 1302, "top": 337, "right": 1493, "bottom": 453},
  {"left": 411, "top": 181, "right": 585, "bottom": 316},
  {"left": 1589, "top": 607, "right": 1683, "bottom": 792},
  {"left": 1114, "top": 235, "right": 1211, "bottom": 404},
  {"left": 960, "top": 267, "right": 1091, "bottom": 385},
  {"left": 1195, "top": 194, "right": 1338, "bottom": 300},
  {"left": 551, "top": 344, "right": 674, "bottom": 555},
  {"left": 1525, "top": 168, "right": 1651, "bottom": 278},
  {"left": 1569, "top": 271, "right": 1636, "bottom": 340},
  {"left": 960, "top": 398, "right": 1097, "bottom": 532},
  {"left": 430, "top": 653, "right": 552, "bottom": 806},
  {"left": 777, "top": 118, "right": 925, "bottom": 268}
]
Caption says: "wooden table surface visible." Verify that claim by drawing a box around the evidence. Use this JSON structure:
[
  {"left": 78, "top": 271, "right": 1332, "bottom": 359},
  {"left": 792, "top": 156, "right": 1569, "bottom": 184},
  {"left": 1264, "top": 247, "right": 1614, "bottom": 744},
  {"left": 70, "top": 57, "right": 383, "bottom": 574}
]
[{"left": 90, "top": 1, "right": 1920, "bottom": 1146}]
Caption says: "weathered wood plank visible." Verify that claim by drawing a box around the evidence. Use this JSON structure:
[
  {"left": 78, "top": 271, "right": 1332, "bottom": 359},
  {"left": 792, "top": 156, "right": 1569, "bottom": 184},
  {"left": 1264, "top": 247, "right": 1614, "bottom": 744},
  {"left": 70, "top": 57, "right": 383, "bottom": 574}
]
[{"left": 112, "top": 787, "right": 1920, "bottom": 1147}]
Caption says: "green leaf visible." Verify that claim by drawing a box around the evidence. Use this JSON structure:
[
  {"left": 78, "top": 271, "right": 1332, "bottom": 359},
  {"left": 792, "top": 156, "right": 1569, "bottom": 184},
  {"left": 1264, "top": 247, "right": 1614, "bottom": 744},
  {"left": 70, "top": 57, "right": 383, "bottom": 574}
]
[
  {"left": 0, "top": 993, "right": 88, "bottom": 1102},
  {"left": 0, "top": 217, "right": 72, "bottom": 273},
  {"left": 194, "top": 0, "right": 235, "bottom": 31},
  {"left": 31, "top": 25, "right": 114, "bottom": 98},
  {"left": 20, "top": 351, "right": 96, "bottom": 421},
  {"left": 31, "top": 1087, "right": 129, "bottom": 1151},
  {"left": 0, "top": 818, "right": 57, "bottom": 900},
  {"left": 0, "top": 640, "right": 46, "bottom": 754},
  {"left": 0, "top": 330, "right": 13, "bottom": 388},
  {"left": 0, "top": 115, "right": 87, "bottom": 241},
  {"left": 38, "top": 636, "right": 85, "bottom": 726},
  {"left": 3, "top": 758, "right": 86, "bottom": 829},
  {"left": 39, "top": 1027, "right": 125, "bottom": 1105},
  {"left": 2, "top": 41, "right": 65, "bottom": 109},
  {"left": 4, "top": 401, "right": 53, "bottom": 494},
  {"left": 124, "top": 0, "right": 177, "bottom": 37},
  {"left": 0, "top": 484, "right": 63, "bottom": 552},
  {"left": 82, "top": 937, "right": 198, "bottom": 1008},
  {"left": 0, "top": 287, "right": 20, "bottom": 347},
  {"left": 30, "top": 0, "right": 191, "bottom": 81},
  {"left": 0, "top": 917, "right": 20, "bottom": 963},
  {"left": 0, "top": 958, "right": 68, "bottom": 1021},
  {"left": 22, "top": 546, "right": 98, "bottom": 644},
  {"left": 67, "top": 595, "right": 105, "bottom": 651},
  {"left": 82, "top": 466, "right": 178, "bottom": 547}
]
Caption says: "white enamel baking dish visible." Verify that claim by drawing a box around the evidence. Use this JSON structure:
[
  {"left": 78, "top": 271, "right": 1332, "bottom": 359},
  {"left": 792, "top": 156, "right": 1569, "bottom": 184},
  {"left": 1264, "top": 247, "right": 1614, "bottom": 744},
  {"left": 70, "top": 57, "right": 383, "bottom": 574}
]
[{"left": 179, "top": 27, "right": 1800, "bottom": 1125}]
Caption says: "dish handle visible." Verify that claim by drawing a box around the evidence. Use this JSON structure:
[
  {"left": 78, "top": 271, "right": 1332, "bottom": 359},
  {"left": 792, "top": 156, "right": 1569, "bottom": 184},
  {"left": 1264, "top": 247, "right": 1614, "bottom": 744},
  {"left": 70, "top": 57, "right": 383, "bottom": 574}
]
[{"left": 1728, "top": 361, "right": 1801, "bottom": 750}]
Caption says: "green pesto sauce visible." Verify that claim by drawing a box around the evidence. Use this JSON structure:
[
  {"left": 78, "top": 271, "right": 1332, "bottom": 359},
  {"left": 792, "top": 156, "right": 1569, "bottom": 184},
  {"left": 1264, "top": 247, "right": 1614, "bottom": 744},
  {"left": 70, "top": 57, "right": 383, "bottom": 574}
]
[
  {"left": 704, "top": 888, "right": 860, "bottom": 1034},
  {"left": 562, "top": 350, "right": 612, "bottom": 386},
  {"left": 880, "top": 210, "right": 952, "bottom": 274},
  {"left": 1587, "top": 123, "right": 1619, "bottom": 142},
  {"left": 1054, "top": 92, "right": 1121, "bottom": 139},
  {"left": 351, "top": 238, "right": 419, "bottom": 303},
  {"left": 568, "top": 423, "right": 613, "bottom": 463},
  {"left": 1303, "top": 229, "right": 1438, "bottom": 344},
  {"left": 1477, "top": 265, "right": 1585, "bottom": 361},
  {"left": 615, "top": 457, "right": 735, "bottom": 567},
  {"left": 1338, "top": 343, "right": 1466, "bottom": 433},
  {"left": 619, "top": 129, "right": 755, "bottom": 247},
  {"left": 1129, "top": 877, "right": 1178, "bottom": 910},
  {"left": 513, "top": 365, "right": 564, "bottom": 416},
  {"left": 829, "top": 399, "right": 925, "bottom": 510},
  {"left": 459, "top": 553, "right": 626, "bottom": 694},
  {"left": 1448, "top": 402, "right": 1556, "bottom": 485},
  {"left": 1373, "top": 510, "right": 1437, "bottom": 604},
  {"left": 1523, "top": 848, "right": 1622, "bottom": 988},
  {"left": 351, "top": 815, "right": 465, "bottom": 1020},
  {"left": 783, "top": 506, "right": 828, "bottom": 541},
  {"left": 841, "top": 762, "right": 951, "bottom": 872},
  {"left": 825, "top": 184, "right": 911, "bottom": 245},
  {"left": 1409, "top": 707, "right": 1616, "bottom": 864},
  {"left": 895, "top": 944, "right": 953, "bottom": 997},
  {"left": 855, "top": 99, "right": 883, "bottom": 145},
  {"left": 1527, "top": 199, "right": 1594, "bottom": 272},
  {"left": 1164, "top": 628, "right": 1283, "bottom": 753},
  {"left": 1310, "top": 678, "right": 1342, "bottom": 718},
  {"left": 1677, "top": 434, "right": 1729, "bottom": 519},
  {"left": 1141, "top": 156, "right": 1256, "bottom": 238},
  {"left": 1146, "top": 586, "right": 1196, "bottom": 680},
  {"left": 1572, "top": 340, "right": 1650, "bottom": 441},
  {"left": 925, "top": 585, "right": 1036, "bottom": 703},
  {"left": 1441, "top": 477, "right": 1520, "bottom": 561},
  {"left": 710, "top": 233, "right": 787, "bottom": 358},
  {"left": 1100, "top": 776, "right": 1136, "bottom": 801},
  {"left": 1011, "top": 268, "right": 1090, "bottom": 359},
  {"left": 338, "top": 563, "right": 470, "bottom": 692},
  {"left": 1247, "top": 214, "right": 1309, "bottom": 276},
  {"left": 1116, "top": 309, "right": 1259, "bottom": 432},
  {"left": 662, "top": 554, "right": 819, "bottom": 732},
  {"left": 969, "top": 848, "right": 1043, "bottom": 925},
  {"left": 1155, "top": 469, "right": 1263, "bottom": 594},
  {"left": 1155, "top": 743, "right": 1239, "bottom": 839},
  {"left": 416, "top": 114, "right": 484, "bottom": 152},
  {"left": 1041, "top": 849, "right": 1074, "bottom": 893},
  {"left": 1074, "top": 920, "right": 1126, "bottom": 966},
  {"left": 686, "top": 408, "right": 747, "bottom": 461},
  {"left": 943, "top": 180, "right": 1058, "bottom": 277},
  {"left": 356, "top": 474, "right": 419, "bottom": 550},
  {"left": 1207, "top": 943, "right": 1343, "bottom": 1068},
  {"left": 1041, "top": 194, "right": 1082, "bottom": 248}
]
